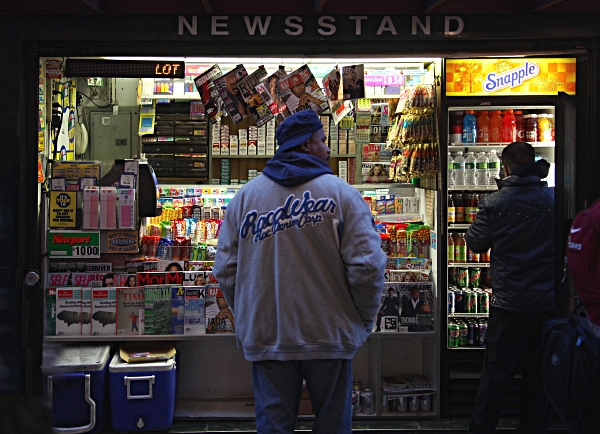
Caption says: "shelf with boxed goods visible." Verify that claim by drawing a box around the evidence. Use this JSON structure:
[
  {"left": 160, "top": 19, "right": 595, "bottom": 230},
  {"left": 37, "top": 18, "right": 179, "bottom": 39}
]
[{"left": 141, "top": 100, "right": 208, "bottom": 180}]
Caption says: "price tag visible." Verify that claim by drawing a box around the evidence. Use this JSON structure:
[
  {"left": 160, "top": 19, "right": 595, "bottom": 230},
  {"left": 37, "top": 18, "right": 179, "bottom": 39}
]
[{"left": 71, "top": 245, "right": 100, "bottom": 257}]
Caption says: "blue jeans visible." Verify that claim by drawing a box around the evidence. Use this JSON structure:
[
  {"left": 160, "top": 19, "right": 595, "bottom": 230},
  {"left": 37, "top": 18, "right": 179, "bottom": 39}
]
[{"left": 252, "top": 359, "right": 353, "bottom": 434}]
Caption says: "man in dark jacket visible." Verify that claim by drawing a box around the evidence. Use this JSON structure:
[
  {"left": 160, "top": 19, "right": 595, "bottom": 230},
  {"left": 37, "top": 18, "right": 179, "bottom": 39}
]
[{"left": 466, "top": 141, "right": 555, "bottom": 434}]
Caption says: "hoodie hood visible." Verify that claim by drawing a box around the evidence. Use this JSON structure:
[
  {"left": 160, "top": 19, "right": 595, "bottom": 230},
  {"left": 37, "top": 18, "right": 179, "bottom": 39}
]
[
  {"left": 495, "top": 158, "right": 551, "bottom": 189},
  {"left": 263, "top": 152, "right": 333, "bottom": 187}
]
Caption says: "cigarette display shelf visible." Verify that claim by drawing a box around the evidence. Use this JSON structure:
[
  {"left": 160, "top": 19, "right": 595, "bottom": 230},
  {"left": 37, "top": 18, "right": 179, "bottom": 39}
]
[{"left": 448, "top": 263, "right": 490, "bottom": 268}]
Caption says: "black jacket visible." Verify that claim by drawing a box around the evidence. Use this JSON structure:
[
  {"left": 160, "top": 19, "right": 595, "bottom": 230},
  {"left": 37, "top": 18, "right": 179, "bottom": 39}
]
[{"left": 465, "top": 174, "right": 555, "bottom": 312}]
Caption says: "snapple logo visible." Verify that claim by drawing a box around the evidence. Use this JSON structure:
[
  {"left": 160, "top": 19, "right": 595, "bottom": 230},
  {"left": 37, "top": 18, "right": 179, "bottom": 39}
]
[{"left": 483, "top": 62, "right": 540, "bottom": 93}]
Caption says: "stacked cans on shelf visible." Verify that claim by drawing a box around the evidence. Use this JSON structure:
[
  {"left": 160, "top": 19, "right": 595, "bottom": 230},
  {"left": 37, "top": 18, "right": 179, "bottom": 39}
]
[
  {"left": 448, "top": 318, "right": 488, "bottom": 347},
  {"left": 448, "top": 287, "right": 490, "bottom": 314}
]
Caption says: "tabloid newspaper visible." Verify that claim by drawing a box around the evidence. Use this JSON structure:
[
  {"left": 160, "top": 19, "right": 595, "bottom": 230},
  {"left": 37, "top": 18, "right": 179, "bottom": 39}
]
[
  {"left": 254, "top": 67, "right": 290, "bottom": 123},
  {"left": 236, "top": 66, "right": 274, "bottom": 127},
  {"left": 193, "top": 64, "right": 225, "bottom": 124},
  {"left": 214, "top": 65, "right": 250, "bottom": 124},
  {"left": 275, "top": 65, "right": 328, "bottom": 116},
  {"left": 380, "top": 374, "right": 435, "bottom": 395},
  {"left": 322, "top": 67, "right": 353, "bottom": 125},
  {"left": 342, "top": 64, "right": 365, "bottom": 100}
]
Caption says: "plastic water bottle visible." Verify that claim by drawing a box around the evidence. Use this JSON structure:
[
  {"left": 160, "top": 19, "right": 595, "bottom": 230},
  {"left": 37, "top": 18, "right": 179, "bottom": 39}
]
[
  {"left": 475, "top": 152, "right": 488, "bottom": 186},
  {"left": 454, "top": 151, "right": 465, "bottom": 187},
  {"left": 464, "top": 152, "right": 476, "bottom": 186},
  {"left": 462, "top": 110, "right": 477, "bottom": 143},
  {"left": 487, "top": 150, "right": 500, "bottom": 185},
  {"left": 448, "top": 152, "right": 455, "bottom": 187}
]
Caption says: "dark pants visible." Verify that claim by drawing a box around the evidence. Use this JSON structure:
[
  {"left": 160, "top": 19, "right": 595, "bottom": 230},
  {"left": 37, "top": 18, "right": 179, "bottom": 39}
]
[
  {"left": 252, "top": 359, "right": 353, "bottom": 434},
  {"left": 469, "top": 308, "right": 553, "bottom": 434}
]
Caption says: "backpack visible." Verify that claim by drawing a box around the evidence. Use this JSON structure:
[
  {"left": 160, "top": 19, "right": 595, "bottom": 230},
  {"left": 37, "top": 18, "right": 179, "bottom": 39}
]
[
  {"left": 540, "top": 305, "right": 600, "bottom": 433},
  {"left": 566, "top": 198, "right": 600, "bottom": 324}
]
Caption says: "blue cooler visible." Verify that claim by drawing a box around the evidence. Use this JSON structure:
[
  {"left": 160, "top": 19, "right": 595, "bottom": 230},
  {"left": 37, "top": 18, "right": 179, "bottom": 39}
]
[
  {"left": 109, "top": 352, "right": 176, "bottom": 432},
  {"left": 44, "top": 345, "right": 111, "bottom": 434}
]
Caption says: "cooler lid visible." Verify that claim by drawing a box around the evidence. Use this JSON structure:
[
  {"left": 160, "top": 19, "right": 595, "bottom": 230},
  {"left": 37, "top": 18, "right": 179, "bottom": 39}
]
[
  {"left": 109, "top": 352, "right": 174, "bottom": 373},
  {"left": 45, "top": 345, "right": 111, "bottom": 372}
]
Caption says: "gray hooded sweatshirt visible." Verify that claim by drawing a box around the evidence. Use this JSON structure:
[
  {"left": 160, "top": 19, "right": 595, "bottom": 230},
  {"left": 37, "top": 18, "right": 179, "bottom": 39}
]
[{"left": 213, "top": 152, "right": 387, "bottom": 362}]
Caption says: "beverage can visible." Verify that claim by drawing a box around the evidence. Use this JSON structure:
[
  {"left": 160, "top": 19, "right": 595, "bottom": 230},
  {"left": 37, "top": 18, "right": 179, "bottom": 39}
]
[
  {"left": 456, "top": 267, "right": 469, "bottom": 287},
  {"left": 352, "top": 390, "right": 360, "bottom": 415},
  {"left": 361, "top": 389, "right": 374, "bottom": 414},
  {"left": 408, "top": 395, "right": 419, "bottom": 412},
  {"left": 468, "top": 267, "right": 481, "bottom": 288},
  {"left": 466, "top": 291, "right": 478, "bottom": 313},
  {"left": 458, "top": 319, "right": 468, "bottom": 346},
  {"left": 479, "top": 291, "right": 490, "bottom": 314},
  {"left": 448, "top": 321, "right": 460, "bottom": 347},
  {"left": 419, "top": 395, "right": 431, "bottom": 412},
  {"left": 478, "top": 319, "right": 488, "bottom": 346},
  {"left": 467, "top": 319, "right": 478, "bottom": 345},
  {"left": 449, "top": 267, "right": 458, "bottom": 285},
  {"left": 389, "top": 396, "right": 397, "bottom": 411},
  {"left": 448, "top": 291, "right": 456, "bottom": 314},
  {"left": 381, "top": 392, "right": 389, "bottom": 412},
  {"left": 453, "top": 289, "right": 465, "bottom": 313},
  {"left": 398, "top": 396, "right": 408, "bottom": 412}
]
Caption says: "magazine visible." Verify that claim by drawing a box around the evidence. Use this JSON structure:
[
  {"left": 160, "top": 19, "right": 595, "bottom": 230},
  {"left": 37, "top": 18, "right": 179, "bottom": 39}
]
[
  {"left": 113, "top": 273, "right": 137, "bottom": 287},
  {"left": 322, "top": 67, "right": 353, "bottom": 125},
  {"left": 171, "top": 286, "right": 185, "bottom": 335},
  {"left": 116, "top": 286, "right": 144, "bottom": 336},
  {"left": 380, "top": 374, "right": 435, "bottom": 395},
  {"left": 236, "top": 66, "right": 274, "bottom": 127},
  {"left": 275, "top": 65, "right": 328, "bottom": 115},
  {"left": 182, "top": 270, "right": 216, "bottom": 286},
  {"left": 143, "top": 285, "right": 173, "bottom": 335},
  {"left": 362, "top": 161, "right": 391, "bottom": 184},
  {"left": 214, "top": 65, "right": 250, "bottom": 124},
  {"left": 184, "top": 286, "right": 206, "bottom": 335},
  {"left": 342, "top": 64, "right": 365, "bottom": 100},
  {"left": 382, "top": 282, "right": 434, "bottom": 332},
  {"left": 193, "top": 64, "right": 225, "bottom": 124},
  {"left": 255, "top": 66, "right": 290, "bottom": 123},
  {"left": 205, "top": 284, "right": 235, "bottom": 334}
]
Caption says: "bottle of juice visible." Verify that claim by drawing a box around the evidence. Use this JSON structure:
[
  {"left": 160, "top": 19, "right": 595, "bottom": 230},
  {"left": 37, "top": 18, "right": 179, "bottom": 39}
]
[
  {"left": 477, "top": 111, "right": 490, "bottom": 143},
  {"left": 502, "top": 109, "right": 516, "bottom": 143},
  {"left": 454, "top": 194, "right": 465, "bottom": 224},
  {"left": 454, "top": 232, "right": 467, "bottom": 263},
  {"left": 547, "top": 114, "right": 555, "bottom": 141},
  {"left": 448, "top": 194, "right": 456, "bottom": 224},
  {"left": 489, "top": 110, "right": 503, "bottom": 142},
  {"left": 525, "top": 114, "right": 538, "bottom": 142},
  {"left": 448, "top": 233, "right": 455, "bottom": 263},
  {"left": 462, "top": 110, "right": 477, "bottom": 143},
  {"left": 538, "top": 113, "right": 550, "bottom": 142},
  {"left": 514, "top": 110, "right": 525, "bottom": 141}
]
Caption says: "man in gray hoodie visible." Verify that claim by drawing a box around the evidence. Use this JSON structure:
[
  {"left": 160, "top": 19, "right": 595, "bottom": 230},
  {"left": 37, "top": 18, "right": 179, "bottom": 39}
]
[{"left": 214, "top": 110, "right": 387, "bottom": 433}]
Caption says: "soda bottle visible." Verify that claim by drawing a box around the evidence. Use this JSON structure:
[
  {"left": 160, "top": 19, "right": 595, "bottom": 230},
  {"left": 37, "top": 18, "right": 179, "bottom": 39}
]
[
  {"left": 449, "top": 112, "right": 464, "bottom": 144},
  {"left": 464, "top": 152, "right": 476, "bottom": 186},
  {"left": 502, "top": 109, "right": 516, "bottom": 143},
  {"left": 448, "top": 194, "right": 456, "bottom": 224},
  {"left": 547, "top": 114, "right": 555, "bottom": 141},
  {"left": 448, "top": 152, "right": 455, "bottom": 187},
  {"left": 487, "top": 150, "right": 500, "bottom": 185},
  {"left": 475, "top": 152, "right": 488, "bottom": 186},
  {"left": 462, "top": 110, "right": 477, "bottom": 143},
  {"left": 538, "top": 113, "right": 551, "bottom": 142},
  {"left": 489, "top": 110, "right": 503, "bottom": 142},
  {"left": 454, "top": 151, "right": 465, "bottom": 186},
  {"left": 454, "top": 193, "right": 465, "bottom": 223},
  {"left": 448, "top": 233, "right": 455, "bottom": 263},
  {"left": 525, "top": 114, "right": 538, "bottom": 142},
  {"left": 514, "top": 110, "right": 525, "bottom": 141},
  {"left": 477, "top": 111, "right": 490, "bottom": 143}
]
